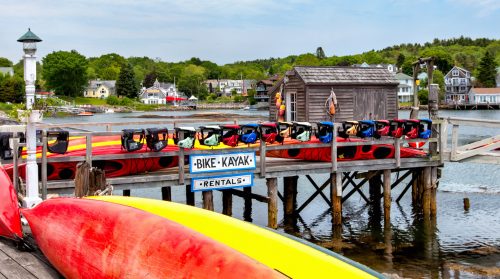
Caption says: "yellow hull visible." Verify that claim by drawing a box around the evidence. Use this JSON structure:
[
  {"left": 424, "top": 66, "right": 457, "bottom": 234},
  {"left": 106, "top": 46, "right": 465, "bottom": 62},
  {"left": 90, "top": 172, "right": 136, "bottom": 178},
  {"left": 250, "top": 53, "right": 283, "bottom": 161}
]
[{"left": 89, "top": 196, "right": 381, "bottom": 278}]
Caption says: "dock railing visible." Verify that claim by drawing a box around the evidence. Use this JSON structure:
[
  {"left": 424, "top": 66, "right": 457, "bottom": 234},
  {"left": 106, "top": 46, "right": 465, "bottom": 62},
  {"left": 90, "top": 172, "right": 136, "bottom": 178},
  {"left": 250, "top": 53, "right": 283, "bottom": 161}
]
[{"left": 2, "top": 119, "right": 445, "bottom": 196}]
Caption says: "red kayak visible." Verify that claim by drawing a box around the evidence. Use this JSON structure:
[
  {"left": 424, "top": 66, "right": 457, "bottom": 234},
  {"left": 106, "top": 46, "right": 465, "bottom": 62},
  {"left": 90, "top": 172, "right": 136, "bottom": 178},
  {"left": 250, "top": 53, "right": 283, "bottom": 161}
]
[
  {"left": 0, "top": 167, "right": 283, "bottom": 279},
  {"left": 266, "top": 138, "right": 427, "bottom": 162}
]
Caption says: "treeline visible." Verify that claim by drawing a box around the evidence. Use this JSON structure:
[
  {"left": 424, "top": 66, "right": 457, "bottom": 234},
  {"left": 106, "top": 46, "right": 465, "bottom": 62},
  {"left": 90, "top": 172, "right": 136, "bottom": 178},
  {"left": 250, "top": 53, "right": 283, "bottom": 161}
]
[{"left": 0, "top": 36, "right": 498, "bottom": 103}]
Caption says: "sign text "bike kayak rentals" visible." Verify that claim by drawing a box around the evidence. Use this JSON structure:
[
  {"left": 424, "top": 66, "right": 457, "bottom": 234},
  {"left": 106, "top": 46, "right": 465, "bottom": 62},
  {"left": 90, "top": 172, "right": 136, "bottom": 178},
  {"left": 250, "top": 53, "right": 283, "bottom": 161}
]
[
  {"left": 191, "top": 173, "right": 254, "bottom": 192},
  {"left": 189, "top": 152, "right": 256, "bottom": 174}
]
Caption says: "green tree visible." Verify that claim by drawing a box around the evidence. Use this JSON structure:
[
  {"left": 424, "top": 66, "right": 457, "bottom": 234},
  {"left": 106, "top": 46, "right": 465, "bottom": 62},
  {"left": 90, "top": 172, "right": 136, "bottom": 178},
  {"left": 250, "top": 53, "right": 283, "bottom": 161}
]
[
  {"left": 116, "top": 63, "right": 139, "bottom": 98},
  {"left": 0, "top": 57, "right": 13, "bottom": 67},
  {"left": 295, "top": 53, "right": 320, "bottom": 66},
  {"left": 0, "top": 75, "right": 25, "bottom": 103},
  {"left": 88, "top": 53, "right": 127, "bottom": 80},
  {"left": 177, "top": 64, "right": 206, "bottom": 98},
  {"left": 316, "top": 47, "right": 326, "bottom": 60},
  {"left": 477, "top": 51, "right": 497, "bottom": 87},
  {"left": 396, "top": 53, "right": 405, "bottom": 68},
  {"left": 42, "top": 50, "right": 88, "bottom": 97},
  {"left": 143, "top": 71, "right": 158, "bottom": 88}
]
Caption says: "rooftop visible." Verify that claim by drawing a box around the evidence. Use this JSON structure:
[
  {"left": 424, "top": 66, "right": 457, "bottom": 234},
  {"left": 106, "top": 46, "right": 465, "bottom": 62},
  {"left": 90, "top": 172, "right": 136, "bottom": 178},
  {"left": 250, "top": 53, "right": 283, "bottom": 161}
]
[
  {"left": 293, "top": 66, "right": 399, "bottom": 85},
  {"left": 470, "top": 88, "right": 500, "bottom": 94}
]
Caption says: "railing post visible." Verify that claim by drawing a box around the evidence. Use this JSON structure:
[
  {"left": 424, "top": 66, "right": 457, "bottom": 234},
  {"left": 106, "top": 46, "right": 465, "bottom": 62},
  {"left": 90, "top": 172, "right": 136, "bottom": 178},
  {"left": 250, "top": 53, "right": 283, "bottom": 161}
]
[
  {"left": 450, "top": 124, "right": 459, "bottom": 161},
  {"left": 331, "top": 124, "right": 338, "bottom": 172},
  {"left": 178, "top": 147, "right": 185, "bottom": 185},
  {"left": 41, "top": 132, "right": 48, "bottom": 200},
  {"left": 85, "top": 134, "right": 92, "bottom": 168},
  {"left": 395, "top": 138, "right": 401, "bottom": 168},
  {"left": 12, "top": 138, "right": 19, "bottom": 193},
  {"left": 259, "top": 138, "right": 266, "bottom": 178}
]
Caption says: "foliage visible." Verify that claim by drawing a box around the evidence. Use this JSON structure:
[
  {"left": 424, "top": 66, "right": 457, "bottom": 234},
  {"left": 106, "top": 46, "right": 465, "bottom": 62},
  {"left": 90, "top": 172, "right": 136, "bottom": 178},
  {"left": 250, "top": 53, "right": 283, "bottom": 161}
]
[
  {"left": 143, "top": 71, "right": 158, "bottom": 88},
  {"left": 87, "top": 53, "right": 127, "bottom": 81},
  {"left": 106, "top": 96, "right": 134, "bottom": 106},
  {"left": 177, "top": 64, "right": 207, "bottom": 99},
  {"left": 316, "top": 47, "right": 326, "bottom": 60},
  {"left": 396, "top": 53, "right": 405, "bottom": 68},
  {"left": 233, "top": 95, "right": 244, "bottom": 102},
  {"left": 0, "top": 57, "right": 13, "bottom": 67},
  {"left": 0, "top": 74, "right": 25, "bottom": 103},
  {"left": 247, "top": 89, "right": 257, "bottom": 105},
  {"left": 477, "top": 51, "right": 497, "bottom": 87},
  {"left": 418, "top": 89, "right": 429, "bottom": 105},
  {"left": 116, "top": 63, "right": 139, "bottom": 98},
  {"left": 42, "top": 50, "right": 88, "bottom": 97}
]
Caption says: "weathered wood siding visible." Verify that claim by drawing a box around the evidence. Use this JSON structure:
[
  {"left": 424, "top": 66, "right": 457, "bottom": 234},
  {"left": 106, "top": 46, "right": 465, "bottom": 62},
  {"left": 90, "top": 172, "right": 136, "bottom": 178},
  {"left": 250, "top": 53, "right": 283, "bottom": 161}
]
[
  {"left": 268, "top": 74, "right": 305, "bottom": 122},
  {"left": 306, "top": 86, "right": 354, "bottom": 122}
]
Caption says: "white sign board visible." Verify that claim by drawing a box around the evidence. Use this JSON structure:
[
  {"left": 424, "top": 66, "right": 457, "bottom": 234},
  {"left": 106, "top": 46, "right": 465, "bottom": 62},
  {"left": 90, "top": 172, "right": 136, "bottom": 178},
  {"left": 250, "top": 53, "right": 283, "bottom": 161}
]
[
  {"left": 191, "top": 173, "right": 254, "bottom": 192},
  {"left": 189, "top": 152, "right": 256, "bottom": 174}
]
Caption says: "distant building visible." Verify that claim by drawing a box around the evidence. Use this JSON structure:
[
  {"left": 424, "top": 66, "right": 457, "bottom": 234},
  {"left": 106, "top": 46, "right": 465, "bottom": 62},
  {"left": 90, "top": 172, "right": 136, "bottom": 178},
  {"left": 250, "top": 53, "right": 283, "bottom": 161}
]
[
  {"left": 496, "top": 67, "right": 500, "bottom": 87},
  {"left": 353, "top": 62, "right": 398, "bottom": 74},
  {"left": 139, "top": 79, "right": 180, "bottom": 105},
  {"left": 0, "top": 67, "right": 14, "bottom": 76},
  {"left": 35, "top": 91, "right": 54, "bottom": 99},
  {"left": 395, "top": 73, "right": 413, "bottom": 103},
  {"left": 203, "top": 79, "right": 255, "bottom": 96},
  {"left": 84, "top": 80, "right": 116, "bottom": 99},
  {"left": 444, "top": 66, "right": 472, "bottom": 104},
  {"left": 255, "top": 75, "right": 280, "bottom": 103},
  {"left": 469, "top": 88, "right": 500, "bottom": 104}
]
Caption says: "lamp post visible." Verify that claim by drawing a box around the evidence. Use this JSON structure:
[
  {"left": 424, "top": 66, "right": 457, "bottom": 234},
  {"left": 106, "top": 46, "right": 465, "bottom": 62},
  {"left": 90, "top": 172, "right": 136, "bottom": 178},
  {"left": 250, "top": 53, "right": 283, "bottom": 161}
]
[{"left": 17, "top": 28, "right": 43, "bottom": 208}]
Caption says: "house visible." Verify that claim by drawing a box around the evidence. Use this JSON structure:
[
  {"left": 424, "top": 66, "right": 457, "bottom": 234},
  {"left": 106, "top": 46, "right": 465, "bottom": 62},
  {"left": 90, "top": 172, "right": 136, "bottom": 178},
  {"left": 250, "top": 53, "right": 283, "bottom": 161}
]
[
  {"left": 255, "top": 75, "right": 280, "bottom": 103},
  {"left": 84, "top": 80, "right": 116, "bottom": 99},
  {"left": 444, "top": 66, "right": 472, "bottom": 104},
  {"left": 469, "top": 88, "right": 500, "bottom": 104},
  {"left": 139, "top": 79, "right": 181, "bottom": 105},
  {"left": 353, "top": 62, "right": 398, "bottom": 74},
  {"left": 35, "top": 91, "right": 54, "bottom": 99},
  {"left": 0, "top": 67, "right": 14, "bottom": 76},
  {"left": 203, "top": 79, "right": 255, "bottom": 96},
  {"left": 395, "top": 73, "right": 414, "bottom": 103},
  {"left": 268, "top": 66, "right": 399, "bottom": 122}
]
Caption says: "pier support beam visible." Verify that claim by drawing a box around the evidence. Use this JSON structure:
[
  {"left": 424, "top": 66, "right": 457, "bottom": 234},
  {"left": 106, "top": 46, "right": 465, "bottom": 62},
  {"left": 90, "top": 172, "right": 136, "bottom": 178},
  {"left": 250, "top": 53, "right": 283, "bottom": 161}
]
[
  {"left": 383, "top": 169, "right": 391, "bottom": 224},
  {"left": 267, "top": 178, "right": 278, "bottom": 229},
  {"left": 283, "top": 176, "right": 298, "bottom": 216},
  {"left": 369, "top": 171, "right": 382, "bottom": 204},
  {"left": 422, "top": 167, "right": 432, "bottom": 217},
  {"left": 222, "top": 190, "right": 233, "bottom": 216},
  {"left": 430, "top": 167, "right": 439, "bottom": 217},
  {"left": 330, "top": 173, "right": 342, "bottom": 226},
  {"left": 185, "top": 185, "right": 195, "bottom": 206},
  {"left": 161, "top": 187, "right": 171, "bottom": 201},
  {"left": 411, "top": 169, "right": 420, "bottom": 206},
  {"left": 202, "top": 191, "right": 214, "bottom": 211},
  {"left": 243, "top": 187, "right": 252, "bottom": 222}
]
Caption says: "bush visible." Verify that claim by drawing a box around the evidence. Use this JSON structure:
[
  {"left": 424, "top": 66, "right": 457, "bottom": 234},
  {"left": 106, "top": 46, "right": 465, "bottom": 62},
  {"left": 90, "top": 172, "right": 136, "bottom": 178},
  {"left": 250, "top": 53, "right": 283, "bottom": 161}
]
[
  {"left": 106, "top": 96, "right": 120, "bottom": 105},
  {"left": 233, "top": 95, "right": 244, "bottom": 103},
  {"left": 418, "top": 89, "right": 429, "bottom": 105}
]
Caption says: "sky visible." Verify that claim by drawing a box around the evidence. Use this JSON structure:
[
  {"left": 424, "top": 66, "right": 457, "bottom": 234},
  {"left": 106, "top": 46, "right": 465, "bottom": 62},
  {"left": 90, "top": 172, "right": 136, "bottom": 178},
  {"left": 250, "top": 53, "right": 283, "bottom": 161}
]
[{"left": 0, "top": 0, "right": 499, "bottom": 65}]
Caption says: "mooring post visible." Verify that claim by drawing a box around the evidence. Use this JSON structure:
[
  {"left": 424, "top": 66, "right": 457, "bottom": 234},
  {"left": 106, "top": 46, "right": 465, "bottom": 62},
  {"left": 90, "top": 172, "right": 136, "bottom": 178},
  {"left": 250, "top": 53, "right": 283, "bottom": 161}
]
[
  {"left": 383, "top": 169, "right": 391, "bottom": 224},
  {"left": 267, "top": 177, "right": 278, "bottom": 229},
  {"left": 222, "top": 190, "right": 233, "bottom": 216},
  {"left": 422, "top": 167, "right": 432, "bottom": 217},
  {"left": 185, "top": 185, "right": 195, "bottom": 206},
  {"left": 330, "top": 172, "right": 342, "bottom": 226},
  {"left": 161, "top": 187, "right": 172, "bottom": 201},
  {"left": 202, "top": 191, "right": 214, "bottom": 211},
  {"left": 283, "top": 176, "right": 298, "bottom": 216}
]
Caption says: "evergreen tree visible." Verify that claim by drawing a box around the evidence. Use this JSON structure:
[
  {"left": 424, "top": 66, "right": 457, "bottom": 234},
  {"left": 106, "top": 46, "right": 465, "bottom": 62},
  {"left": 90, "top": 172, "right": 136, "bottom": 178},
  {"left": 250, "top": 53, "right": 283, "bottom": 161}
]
[
  {"left": 143, "top": 71, "right": 158, "bottom": 88},
  {"left": 116, "top": 63, "right": 139, "bottom": 98},
  {"left": 316, "top": 47, "right": 326, "bottom": 60},
  {"left": 396, "top": 53, "right": 406, "bottom": 68},
  {"left": 477, "top": 51, "right": 497, "bottom": 87}
]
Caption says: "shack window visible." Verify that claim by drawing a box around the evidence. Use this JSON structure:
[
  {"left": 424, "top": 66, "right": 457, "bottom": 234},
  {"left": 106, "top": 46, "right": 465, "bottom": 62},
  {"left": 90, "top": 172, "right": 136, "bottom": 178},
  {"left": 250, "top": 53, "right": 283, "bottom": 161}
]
[{"left": 286, "top": 91, "right": 297, "bottom": 122}]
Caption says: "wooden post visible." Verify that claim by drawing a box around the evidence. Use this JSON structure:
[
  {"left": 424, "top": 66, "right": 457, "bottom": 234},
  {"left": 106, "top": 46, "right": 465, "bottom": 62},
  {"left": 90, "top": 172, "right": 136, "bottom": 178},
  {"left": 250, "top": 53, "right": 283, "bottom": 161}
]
[
  {"left": 383, "top": 169, "right": 391, "bottom": 224},
  {"left": 267, "top": 178, "right": 278, "bottom": 229},
  {"left": 412, "top": 170, "right": 419, "bottom": 205},
  {"left": 259, "top": 139, "right": 266, "bottom": 178},
  {"left": 74, "top": 162, "right": 90, "bottom": 198},
  {"left": 283, "top": 176, "right": 298, "bottom": 216},
  {"left": 161, "top": 187, "right": 171, "bottom": 201},
  {"left": 330, "top": 173, "right": 342, "bottom": 226},
  {"left": 41, "top": 134, "right": 48, "bottom": 200},
  {"left": 178, "top": 148, "right": 185, "bottom": 185},
  {"left": 450, "top": 124, "right": 459, "bottom": 161},
  {"left": 222, "top": 190, "right": 233, "bottom": 216},
  {"left": 123, "top": 189, "right": 130, "bottom": 197},
  {"left": 422, "top": 167, "right": 432, "bottom": 217},
  {"left": 243, "top": 187, "right": 252, "bottom": 222},
  {"left": 202, "top": 191, "right": 214, "bottom": 211},
  {"left": 85, "top": 134, "right": 92, "bottom": 168},
  {"left": 185, "top": 185, "right": 195, "bottom": 206},
  {"left": 430, "top": 167, "right": 438, "bottom": 217},
  {"left": 369, "top": 171, "right": 382, "bottom": 203},
  {"left": 12, "top": 138, "right": 19, "bottom": 193}
]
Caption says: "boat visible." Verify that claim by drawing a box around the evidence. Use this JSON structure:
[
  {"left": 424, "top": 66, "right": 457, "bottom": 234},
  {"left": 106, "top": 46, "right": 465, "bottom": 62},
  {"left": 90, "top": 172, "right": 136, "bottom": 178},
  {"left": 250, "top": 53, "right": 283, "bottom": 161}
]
[
  {"left": 77, "top": 111, "right": 94, "bottom": 116},
  {"left": 104, "top": 108, "right": 115, "bottom": 113},
  {"left": 0, "top": 167, "right": 382, "bottom": 278}
]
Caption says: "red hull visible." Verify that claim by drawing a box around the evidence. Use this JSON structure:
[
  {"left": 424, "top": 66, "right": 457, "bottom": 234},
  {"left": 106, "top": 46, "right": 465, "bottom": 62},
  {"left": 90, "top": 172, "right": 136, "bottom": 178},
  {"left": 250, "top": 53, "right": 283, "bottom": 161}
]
[
  {"left": 0, "top": 167, "right": 22, "bottom": 240},
  {"left": 22, "top": 198, "right": 282, "bottom": 279}
]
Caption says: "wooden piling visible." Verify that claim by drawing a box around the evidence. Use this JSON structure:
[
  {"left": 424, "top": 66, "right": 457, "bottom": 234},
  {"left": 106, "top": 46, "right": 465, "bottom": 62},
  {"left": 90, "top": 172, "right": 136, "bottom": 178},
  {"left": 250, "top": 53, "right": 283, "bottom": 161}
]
[
  {"left": 430, "top": 167, "right": 438, "bottom": 217},
  {"left": 412, "top": 170, "right": 419, "bottom": 205},
  {"left": 202, "top": 191, "right": 214, "bottom": 211},
  {"left": 185, "top": 185, "right": 195, "bottom": 206},
  {"left": 283, "top": 176, "right": 298, "bottom": 216},
  {"left": 267, "top": 177, "right": 278, "bottom": 229},
  {"left": 243, "top": 186, "right": 253, "bottom": 222},
  {"left": 161, "top": 187, "right": 171, "bottom": 201},
  {"left": 222, "top": 190, "right": 233, "bottom": 216},
  {"left": 123, "top": 189, "right": 130, "bottom": 196},
  {"left": 422, "top": 167, "right": 432, "bottom": 217},
  {"left": 463, "top": 198, "right": 470, "bottom": 211},
  {"left": 330, "top": 173, "right": 342, "bottom": 226},
  {"left": 369, "top": 171, "right": 382, "bottom": 203},
  {"left": 383, "top": 169, "right": 391, "bottom": 224}
]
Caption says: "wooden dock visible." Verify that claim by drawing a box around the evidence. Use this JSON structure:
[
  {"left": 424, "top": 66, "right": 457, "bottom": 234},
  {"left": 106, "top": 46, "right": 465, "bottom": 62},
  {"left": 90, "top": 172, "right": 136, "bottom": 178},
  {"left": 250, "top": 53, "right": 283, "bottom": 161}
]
[{"left": 0, "top": 239, "right": 60, "bottom": 279}]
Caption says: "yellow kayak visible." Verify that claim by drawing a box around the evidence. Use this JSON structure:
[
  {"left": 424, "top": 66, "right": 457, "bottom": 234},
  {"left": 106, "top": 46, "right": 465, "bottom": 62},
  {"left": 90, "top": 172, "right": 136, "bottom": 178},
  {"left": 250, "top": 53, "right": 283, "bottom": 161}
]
[{"left": 89, "top": 196, "right": 382, "bottom": 278}]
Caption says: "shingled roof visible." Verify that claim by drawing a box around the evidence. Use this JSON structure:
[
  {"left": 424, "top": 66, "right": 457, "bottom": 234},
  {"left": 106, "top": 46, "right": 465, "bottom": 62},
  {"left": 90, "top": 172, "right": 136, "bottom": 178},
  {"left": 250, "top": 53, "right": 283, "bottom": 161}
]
[{"left": 293, "top": 66, "right": 399, "bottom": 85}]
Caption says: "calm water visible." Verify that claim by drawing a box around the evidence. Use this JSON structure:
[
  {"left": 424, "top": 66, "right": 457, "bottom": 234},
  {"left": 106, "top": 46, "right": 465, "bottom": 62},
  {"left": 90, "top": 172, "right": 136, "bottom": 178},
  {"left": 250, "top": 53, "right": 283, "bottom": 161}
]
[{"left": 44, "top": 109, "right": 500, "bottom": 278}]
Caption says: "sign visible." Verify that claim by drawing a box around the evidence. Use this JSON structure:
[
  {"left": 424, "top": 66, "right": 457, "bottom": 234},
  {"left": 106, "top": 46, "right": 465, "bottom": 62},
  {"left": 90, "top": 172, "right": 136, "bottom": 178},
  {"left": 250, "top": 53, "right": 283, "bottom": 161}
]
[
  {"left": 189, "top": 152, "right": 256, "bottom": 174},
  {"left": 191, "top": 173, "right": 253, "bottom": 192}
]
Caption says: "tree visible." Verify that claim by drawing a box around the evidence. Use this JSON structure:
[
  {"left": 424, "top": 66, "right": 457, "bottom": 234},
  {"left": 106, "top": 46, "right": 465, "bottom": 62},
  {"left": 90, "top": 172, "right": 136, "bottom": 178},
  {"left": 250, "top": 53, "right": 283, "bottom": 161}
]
[
  {"left": 116, "top": 63, "right": 139, "bottom": 98},
  {"left": 143, "top": 71, "right": 158, "bottom": 88},
  {"left": 88, "top": 53, "right": 127, "bottom": 80},
  {"left": 396, "top": 53, "right": 406, "bottom": 68},
  {"left": 0, "top": 75, "right": 25, "bottom": 103},
  {"left": 0, "top": 57, "right": 13, "bottom": 67},
  {"left": 295, "top": 53, "right": 320, "bottom": 66},
  {"left": 177, "top": 64, "right": 206, "bottom": 98},
  {"left": 316, "top": 47, "right": 326, "bottom": 60},
  {"left": 42, "top": 50, "right": 88, "bottom": 97},
  {"left": 477, "top": 51, "right": 497, "bottom": 87}
]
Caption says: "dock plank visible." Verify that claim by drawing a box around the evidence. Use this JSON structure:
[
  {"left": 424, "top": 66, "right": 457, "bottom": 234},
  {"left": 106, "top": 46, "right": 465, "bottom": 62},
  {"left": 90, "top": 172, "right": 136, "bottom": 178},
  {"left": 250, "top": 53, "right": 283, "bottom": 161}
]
[
  {"left": 0, "top": 250, "right": 37, "bottom": 279},
  {"left": 0, "top": 239, "right": 60, "bottom": 279}
]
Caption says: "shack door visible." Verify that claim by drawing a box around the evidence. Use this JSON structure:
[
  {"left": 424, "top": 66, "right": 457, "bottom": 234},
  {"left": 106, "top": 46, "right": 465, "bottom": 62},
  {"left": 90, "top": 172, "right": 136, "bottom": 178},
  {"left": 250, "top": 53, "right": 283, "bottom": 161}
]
[
  {"left": 285, "top": 91, "right": 297, "bottom": 122},
  {"left": 353, "top": 88, "right": 386, "bottom": 120}
]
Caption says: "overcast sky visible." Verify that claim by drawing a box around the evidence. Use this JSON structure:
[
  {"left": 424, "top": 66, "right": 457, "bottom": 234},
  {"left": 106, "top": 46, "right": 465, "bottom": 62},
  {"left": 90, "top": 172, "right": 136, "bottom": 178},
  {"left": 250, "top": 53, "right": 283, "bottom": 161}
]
[{"left": 1, "top": 0, "right": 499, "bottom": 65}]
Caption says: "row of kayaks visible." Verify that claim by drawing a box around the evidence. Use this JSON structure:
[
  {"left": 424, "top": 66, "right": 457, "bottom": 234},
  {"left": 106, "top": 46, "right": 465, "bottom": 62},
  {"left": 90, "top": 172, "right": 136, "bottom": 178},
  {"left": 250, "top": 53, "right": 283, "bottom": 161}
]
[{"left": 0, "top": 166, "right": 383, "bottom": 278}]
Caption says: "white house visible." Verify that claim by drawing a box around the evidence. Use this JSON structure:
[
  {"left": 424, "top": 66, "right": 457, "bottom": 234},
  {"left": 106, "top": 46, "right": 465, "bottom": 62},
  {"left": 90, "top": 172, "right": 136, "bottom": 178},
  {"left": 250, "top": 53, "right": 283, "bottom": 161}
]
[
  {"left": 84, "top": 80, "right": 116, "bottom": 99},
  {"left": 444, "top": 66, "right": 472, "bottom": 104},
  {"left": 354, "top": 62, "right": 398, "bottom": 74},
  {"left": 469, "top": 88, "right": 500, "bottom": 104},
  {"left": 203, "top": 79, "right": 255, "bottom": 96},
  {"left": 139, "top": 79, "right": 180, "bottom": 105},
  {"left": 395, "top": 73, "right": 414, "bottom": 103}
]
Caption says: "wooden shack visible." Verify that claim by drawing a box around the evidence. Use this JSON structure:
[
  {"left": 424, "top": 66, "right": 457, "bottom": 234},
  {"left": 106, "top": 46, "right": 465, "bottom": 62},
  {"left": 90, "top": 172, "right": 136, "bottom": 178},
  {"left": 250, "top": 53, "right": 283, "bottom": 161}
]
[{"left": 268, "top": 66, "right": 399, "bottom": 122}]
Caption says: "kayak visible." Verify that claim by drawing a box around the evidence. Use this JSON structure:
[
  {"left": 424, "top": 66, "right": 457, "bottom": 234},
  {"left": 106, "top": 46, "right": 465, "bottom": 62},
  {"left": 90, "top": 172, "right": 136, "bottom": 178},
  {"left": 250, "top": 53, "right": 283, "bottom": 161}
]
[
  {"left": 0, "top": 167, "right": 283, "bottom": 279},
  {"left": 266, "top": 138, "right": 427, "bottom": 161},
  {"left": 90, "top": 196, "right": 383, "bottom": 278}
]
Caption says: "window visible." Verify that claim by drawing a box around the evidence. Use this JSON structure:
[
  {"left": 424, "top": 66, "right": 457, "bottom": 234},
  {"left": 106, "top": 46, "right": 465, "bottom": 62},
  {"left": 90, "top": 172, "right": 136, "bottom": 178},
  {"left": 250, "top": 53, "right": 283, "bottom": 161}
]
[
  {"left": 452, "top": 70, "right": 459, "bottom": 76},
  {"left": 460, "top": 86, "right": 466, "bottom": 92}
]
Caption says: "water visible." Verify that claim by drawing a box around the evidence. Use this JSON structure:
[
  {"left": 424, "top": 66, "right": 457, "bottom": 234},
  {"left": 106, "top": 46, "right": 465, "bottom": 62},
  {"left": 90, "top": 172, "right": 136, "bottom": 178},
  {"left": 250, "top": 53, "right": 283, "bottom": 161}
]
[{"left": 44, "top": 109, "right": 500, "bottom": 278}]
